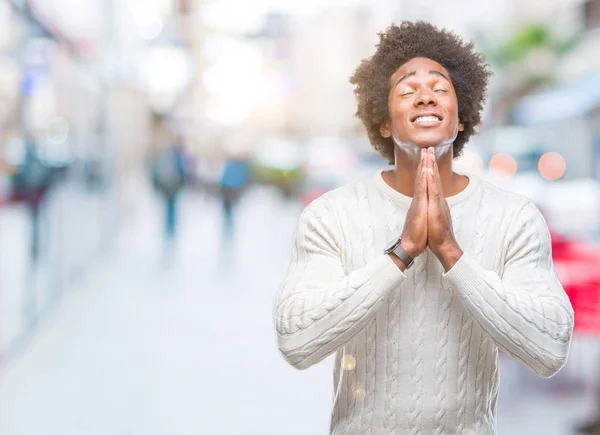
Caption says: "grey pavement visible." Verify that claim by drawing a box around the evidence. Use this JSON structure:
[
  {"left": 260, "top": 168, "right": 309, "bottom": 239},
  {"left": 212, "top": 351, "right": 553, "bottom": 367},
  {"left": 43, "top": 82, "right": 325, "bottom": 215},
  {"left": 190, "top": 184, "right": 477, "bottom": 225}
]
[{"left": 0, "top": 183, "right": 597, "bottom": 435}]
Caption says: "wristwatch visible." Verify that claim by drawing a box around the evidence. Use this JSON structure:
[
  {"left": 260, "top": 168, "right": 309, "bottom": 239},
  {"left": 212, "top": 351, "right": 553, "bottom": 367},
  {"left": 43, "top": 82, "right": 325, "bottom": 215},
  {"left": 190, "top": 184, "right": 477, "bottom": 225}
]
[{"left": 383, "top": 237, "right": 415, "bottom": 270}]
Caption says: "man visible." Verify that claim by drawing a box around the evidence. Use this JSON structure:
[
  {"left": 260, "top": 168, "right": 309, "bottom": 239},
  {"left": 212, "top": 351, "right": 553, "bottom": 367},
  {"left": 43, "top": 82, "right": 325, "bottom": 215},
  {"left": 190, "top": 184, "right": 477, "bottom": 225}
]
[{"left": 273, "top": 21, "right": 574, "bottom": 434}]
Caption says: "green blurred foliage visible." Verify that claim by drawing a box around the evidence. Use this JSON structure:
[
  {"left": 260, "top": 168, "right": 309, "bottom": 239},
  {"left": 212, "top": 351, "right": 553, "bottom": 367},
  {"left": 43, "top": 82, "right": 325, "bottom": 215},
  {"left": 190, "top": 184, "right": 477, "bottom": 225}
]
[
  {"left": 475, "top": 22, "right": 583, "bottom": 123},
  {"left": 250, "top": 163, "right": 305, "bottom": 197},
  {"left": 478, "top": 22, "right": 581, "bottom": 69}
]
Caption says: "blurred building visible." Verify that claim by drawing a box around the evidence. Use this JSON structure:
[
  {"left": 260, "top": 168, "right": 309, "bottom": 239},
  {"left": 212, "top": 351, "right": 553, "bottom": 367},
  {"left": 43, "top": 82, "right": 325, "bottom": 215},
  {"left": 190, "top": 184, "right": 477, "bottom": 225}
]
[
  {"left": 0, "top": 0, "right": 190, "bottom": 361},
  {"left": 502, "top": 0, "right": 600, "bottom": 180},
  {"left": 284, "top": 7, "right": 371, "bottom": 138}
]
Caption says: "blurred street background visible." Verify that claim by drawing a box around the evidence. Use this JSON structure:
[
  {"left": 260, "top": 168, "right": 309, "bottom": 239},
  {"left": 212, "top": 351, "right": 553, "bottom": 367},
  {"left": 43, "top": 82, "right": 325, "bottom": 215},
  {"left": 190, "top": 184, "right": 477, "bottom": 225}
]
[{"left": 0, "top": 0, "right": 600, "bottom": 434}]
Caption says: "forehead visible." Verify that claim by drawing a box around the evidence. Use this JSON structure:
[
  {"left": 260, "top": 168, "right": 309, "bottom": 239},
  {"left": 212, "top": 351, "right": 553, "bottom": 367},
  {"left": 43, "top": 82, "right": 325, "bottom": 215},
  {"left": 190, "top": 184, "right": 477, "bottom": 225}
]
[{"left": 391, "top": 57, "right": 450, "bottom": 81}]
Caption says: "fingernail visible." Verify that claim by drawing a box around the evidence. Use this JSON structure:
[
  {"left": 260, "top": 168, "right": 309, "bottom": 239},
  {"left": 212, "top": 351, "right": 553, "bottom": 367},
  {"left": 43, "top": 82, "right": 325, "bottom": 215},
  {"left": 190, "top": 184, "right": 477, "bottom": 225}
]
[{"left": 428, "top": 168, "right": 433, "bottom": 174}]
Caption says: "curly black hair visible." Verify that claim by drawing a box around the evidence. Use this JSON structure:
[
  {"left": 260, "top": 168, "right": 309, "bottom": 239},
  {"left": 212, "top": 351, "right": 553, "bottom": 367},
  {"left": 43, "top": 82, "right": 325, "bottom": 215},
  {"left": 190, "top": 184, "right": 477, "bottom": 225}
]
[{"left": 349, "top": 21, "right": 492, "bottom": 164}]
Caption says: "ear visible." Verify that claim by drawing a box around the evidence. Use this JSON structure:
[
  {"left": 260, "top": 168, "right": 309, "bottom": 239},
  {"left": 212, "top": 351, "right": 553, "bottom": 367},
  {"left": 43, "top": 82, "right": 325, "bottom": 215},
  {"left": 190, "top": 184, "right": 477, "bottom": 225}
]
[
  {"left": 458, "top": 121, "right": 464, "bottom": 132},
  {"left": 379, "top": 119, "right": 391, "bottom": 138}
]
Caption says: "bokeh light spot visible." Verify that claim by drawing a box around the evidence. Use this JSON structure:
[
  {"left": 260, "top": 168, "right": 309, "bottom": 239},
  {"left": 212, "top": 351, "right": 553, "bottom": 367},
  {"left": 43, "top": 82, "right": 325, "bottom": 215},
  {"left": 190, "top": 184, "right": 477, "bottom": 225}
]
[
  {"left": 489, "top": 153, "right": 517, "bottom": 179},
  {"left": 538, "top": 152, "right": 566, "bottom": 181},
  {"left": 352, "top": 383, "right": 365, "bottom": 400},
  {"left": 342, "top": 355, "right": 356, "bottom": 371}
]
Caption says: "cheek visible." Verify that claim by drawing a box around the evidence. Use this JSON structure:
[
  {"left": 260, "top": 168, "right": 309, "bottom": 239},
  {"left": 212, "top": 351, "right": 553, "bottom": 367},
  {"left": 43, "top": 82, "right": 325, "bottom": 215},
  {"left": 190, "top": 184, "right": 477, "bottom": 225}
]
[
  {"left": 448, "top": 96, "right": 460, "bottom": 118},
  {"left": 389, "top": 96, "right": 410, "bottom": 116},
  {"left": 445, "top": 104, "right": 460, "bottom": 126}
]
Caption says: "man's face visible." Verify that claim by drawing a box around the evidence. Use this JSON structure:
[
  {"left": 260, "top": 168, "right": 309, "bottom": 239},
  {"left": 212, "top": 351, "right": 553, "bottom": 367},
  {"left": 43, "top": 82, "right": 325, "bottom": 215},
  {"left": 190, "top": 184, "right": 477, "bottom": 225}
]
[{"left": 380, "top": 57, "right": 463, "bottom": 150}]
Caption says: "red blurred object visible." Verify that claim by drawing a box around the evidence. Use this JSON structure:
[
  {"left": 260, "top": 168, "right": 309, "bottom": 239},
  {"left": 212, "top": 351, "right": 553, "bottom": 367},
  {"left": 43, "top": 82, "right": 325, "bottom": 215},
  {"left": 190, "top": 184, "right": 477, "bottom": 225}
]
[
  {"left": 302, "top": 188, "right": 329, "bottom": 207},
  {"left": 550, "top": 230, "right": 600, "bottom": 334}
]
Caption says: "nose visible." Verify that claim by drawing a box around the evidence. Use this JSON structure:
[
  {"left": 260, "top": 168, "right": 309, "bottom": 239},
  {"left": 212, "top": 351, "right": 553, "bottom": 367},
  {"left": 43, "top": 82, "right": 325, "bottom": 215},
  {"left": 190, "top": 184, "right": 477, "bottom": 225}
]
[{"left": 414, "top": 88, "right": 437, "bottom": 107}]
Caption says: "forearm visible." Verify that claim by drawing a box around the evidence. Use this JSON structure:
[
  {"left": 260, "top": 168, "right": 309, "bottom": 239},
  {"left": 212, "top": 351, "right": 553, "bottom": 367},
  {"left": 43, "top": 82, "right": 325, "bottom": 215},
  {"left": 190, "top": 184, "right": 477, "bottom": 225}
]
[
  {"left": 443, "top": 253, "right": 573, "bottom": 377},
  {"left": 275, "top": 255, "right": 405, "bottom": 369}
]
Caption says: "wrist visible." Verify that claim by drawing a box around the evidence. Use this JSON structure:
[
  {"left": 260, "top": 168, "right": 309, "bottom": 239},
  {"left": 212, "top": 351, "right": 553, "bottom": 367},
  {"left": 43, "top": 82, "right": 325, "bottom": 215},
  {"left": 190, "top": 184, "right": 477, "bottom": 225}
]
[
  {"left": 435, "top": 241, "right": 463, "bottom": 271},
  {"left": 400, "top": 239, "right": 422, "bottom": 259},
  {"left": 435, "top": 239, "right": 459, "bottom": 256},
  {"left": 388, "top": 252, "right": 408, "bottom": 271}
]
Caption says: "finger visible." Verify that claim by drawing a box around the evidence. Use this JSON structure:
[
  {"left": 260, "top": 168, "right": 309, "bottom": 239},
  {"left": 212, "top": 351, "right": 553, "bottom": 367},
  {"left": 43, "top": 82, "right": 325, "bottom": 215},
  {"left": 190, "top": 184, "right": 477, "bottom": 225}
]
[
  {"left": 411, "top": 164, "right": 426, "bottom": 208},
  {"left": 417, "top": 149, "right": 425, "bottom": 172},
  {"left": 421, "top": 164, "right": 428, "bottom": 197},
  {"left": 414, "top": 154, "right": 424, "bottom": 193},
  {"left": 422, "top": 151, "right": 428, "bottom": 169},
  {"left": 415, "top": 164, "right": 427, "bottom": 202},
  {"left": 427, "top": 168, "right": 440, "bottom": 199},
  {"left": 426, "top": 169, "right": 435, "bottom": 215},
  {"left": 417, "top": 150, "right": 429, "bottom": 185},
  {"left": 432, "top": 158, "right": 444, "bottom": 196}
]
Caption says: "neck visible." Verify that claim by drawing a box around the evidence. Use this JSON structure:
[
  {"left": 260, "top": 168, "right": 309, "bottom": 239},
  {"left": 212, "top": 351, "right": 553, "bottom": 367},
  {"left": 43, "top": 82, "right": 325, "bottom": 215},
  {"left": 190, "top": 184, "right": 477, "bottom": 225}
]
[{"left": 386, "top": 143, "right": 463, "bottom": 198}]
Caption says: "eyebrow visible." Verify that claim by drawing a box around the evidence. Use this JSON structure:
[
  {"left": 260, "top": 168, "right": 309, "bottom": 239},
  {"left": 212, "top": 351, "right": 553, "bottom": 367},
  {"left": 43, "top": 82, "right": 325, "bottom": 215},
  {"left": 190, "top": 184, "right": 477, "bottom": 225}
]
[{"left": 394, "top": 70, "right": 451, "bottom": 87}]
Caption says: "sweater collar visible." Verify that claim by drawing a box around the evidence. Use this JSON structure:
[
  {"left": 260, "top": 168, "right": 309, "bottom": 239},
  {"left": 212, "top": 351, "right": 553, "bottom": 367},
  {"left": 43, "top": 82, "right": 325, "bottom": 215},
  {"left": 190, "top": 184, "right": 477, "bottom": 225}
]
[{"left": 372, "top": 168, "right": 481, "bottom": 208}]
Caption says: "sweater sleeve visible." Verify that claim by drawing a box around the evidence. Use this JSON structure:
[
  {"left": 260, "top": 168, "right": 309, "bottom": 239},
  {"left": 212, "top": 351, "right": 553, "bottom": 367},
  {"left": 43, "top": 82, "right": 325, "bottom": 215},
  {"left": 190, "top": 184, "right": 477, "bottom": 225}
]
[
  {"left": 273, "top": 195, "right": 406, "bottom": 370},
  {"left": 441, "top": 200, "right": 574, "bottom": 378}
]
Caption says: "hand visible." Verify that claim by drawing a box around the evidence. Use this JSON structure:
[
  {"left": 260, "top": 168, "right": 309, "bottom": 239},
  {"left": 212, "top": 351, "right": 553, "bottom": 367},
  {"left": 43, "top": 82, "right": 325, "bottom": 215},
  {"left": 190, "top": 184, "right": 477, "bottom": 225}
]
[
  {"left": 425, "top": 148, "right": 459, "bottom": 258},
  {"left": 399, "top": 148, "right": 428, "bottom": 258}
]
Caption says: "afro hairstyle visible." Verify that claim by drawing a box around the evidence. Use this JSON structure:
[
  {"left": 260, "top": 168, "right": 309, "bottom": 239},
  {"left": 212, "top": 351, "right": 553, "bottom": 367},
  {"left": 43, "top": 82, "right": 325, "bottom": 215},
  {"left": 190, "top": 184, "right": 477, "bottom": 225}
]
[{"left": 349, "top": 21, "right": 492, "bottom": 164}]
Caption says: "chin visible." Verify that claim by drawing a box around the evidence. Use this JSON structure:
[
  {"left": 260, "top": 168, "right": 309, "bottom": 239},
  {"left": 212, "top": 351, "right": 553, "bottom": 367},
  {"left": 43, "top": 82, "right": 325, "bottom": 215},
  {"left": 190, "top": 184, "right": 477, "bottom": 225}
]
[
  {"left": 411, "top": 134, "right": 455, "bottom": 149},
  {"left": 412, "top": 139, "right": 445, "bottom": 148},
  {"left": 392, "top": 133, "right": 454, "bottom": 162}
]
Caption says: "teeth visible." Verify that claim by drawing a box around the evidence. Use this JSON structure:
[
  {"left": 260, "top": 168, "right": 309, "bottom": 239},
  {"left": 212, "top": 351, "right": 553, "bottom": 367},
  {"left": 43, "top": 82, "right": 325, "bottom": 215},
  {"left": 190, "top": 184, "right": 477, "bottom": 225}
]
[{"left": 415, "top": 116, "right": 440, "bottom": 123}]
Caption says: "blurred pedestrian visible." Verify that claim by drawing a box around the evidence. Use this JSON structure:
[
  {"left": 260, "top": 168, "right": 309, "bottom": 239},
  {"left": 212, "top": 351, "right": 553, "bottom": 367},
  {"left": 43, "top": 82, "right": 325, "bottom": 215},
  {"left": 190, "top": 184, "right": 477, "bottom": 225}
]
[
  {"left": 151, "top": 136, "right": 187, "bottom": 244},
  {"left": 273, "top": 21, "right": 574, "bottom": 435},
  {"left": 12, "top": 139, "right": 54, "bottom": 262},
  {"left": 219, "top": 156, "right": 250, "bottom": 239},
  {"left": 11, "top": 138, "right": 55, "bottom": 327}
]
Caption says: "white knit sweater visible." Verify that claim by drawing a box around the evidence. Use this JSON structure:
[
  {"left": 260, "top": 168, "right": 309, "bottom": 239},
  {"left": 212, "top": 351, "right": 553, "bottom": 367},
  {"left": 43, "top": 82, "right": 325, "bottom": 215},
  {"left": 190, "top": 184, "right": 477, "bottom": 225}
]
[{"left": 273, "top": 169, "right": 574, "bottom": 435}]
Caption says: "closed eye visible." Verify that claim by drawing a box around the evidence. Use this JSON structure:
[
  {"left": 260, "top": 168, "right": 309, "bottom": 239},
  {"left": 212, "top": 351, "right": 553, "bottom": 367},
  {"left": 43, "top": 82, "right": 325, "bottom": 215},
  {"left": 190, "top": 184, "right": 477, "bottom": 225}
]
[
  {"left": 434, "top": 89, "right": 447, "bottom": 93},
  {"left": 401, "top": 91, "right": 414, "bottom": 97}
]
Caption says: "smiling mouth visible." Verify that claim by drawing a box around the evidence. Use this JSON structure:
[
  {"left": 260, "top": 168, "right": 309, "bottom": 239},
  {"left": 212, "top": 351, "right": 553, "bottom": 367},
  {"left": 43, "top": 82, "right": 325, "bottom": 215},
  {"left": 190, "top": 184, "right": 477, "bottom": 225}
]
[{"left": 412, "top": 115, "right": 442, "bottom": 124}]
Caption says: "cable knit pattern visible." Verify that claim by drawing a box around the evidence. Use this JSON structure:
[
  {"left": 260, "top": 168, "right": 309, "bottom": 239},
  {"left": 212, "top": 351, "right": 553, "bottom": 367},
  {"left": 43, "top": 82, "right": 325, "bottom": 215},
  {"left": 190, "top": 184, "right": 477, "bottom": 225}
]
[
  {"left": 381, "top": 196, "right": 400, "bottom": 434},
  {"left": 274, "top": 169, "right": 574, "bottom": 434},
  {"left": 385, "top": 275, "right": 400, "bottom": 433},
  {"left": 362, "top": 319, "right": 377, "bottom": 434},
  {"left": 489, "top": 348, "right": 500, "bottom": 429},
  {"left": 457, "top": 314, "right": 474, "bottom": 433},
  {"left": 442, "top": 198, "right": 575, "bottom": 378},
  {"left": 475, "top": 336, "right": 491, "bottom": 430},
  {"left": 433, "top": 284, "right": 452, "bottom": 434},
  {"left": 409, "top": 254, "right": 428, "bottom": 434},
  {"left": 346, "top": 340, "right": 358, "bottom": 433},
  {"left": 449, "top": 193, "right": 468, "bottom": 240},
  {"left": 468, "top": 188, "right": 494, "bottom": 431},
  {"left": 473, "top": 189, "right": 492, "bottom": 259}
]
